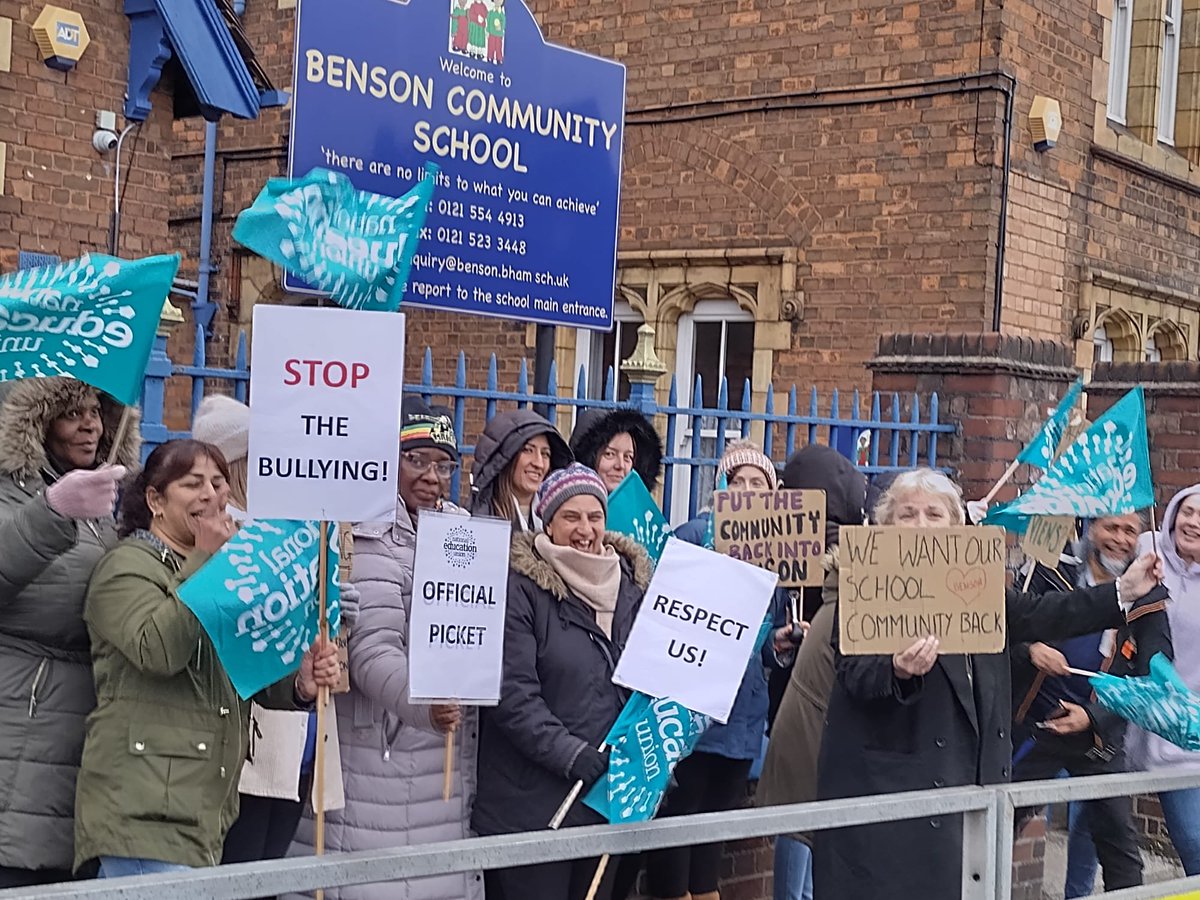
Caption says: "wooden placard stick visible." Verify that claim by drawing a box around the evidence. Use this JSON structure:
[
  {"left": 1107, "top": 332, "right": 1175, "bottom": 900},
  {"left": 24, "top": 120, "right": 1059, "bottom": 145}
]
[
  {"left": 584, "top": 854, "right": 610, "bottom": 900},
  {"left": 315, "top": 522, "right": 331, "bottom": 900},
  {"left": 443, "top": 726, "right": 455, "bottom": 802}
]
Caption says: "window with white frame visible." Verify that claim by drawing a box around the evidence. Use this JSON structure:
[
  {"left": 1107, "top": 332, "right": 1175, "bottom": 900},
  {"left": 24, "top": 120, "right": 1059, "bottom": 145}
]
[
  {"left": 575, "top": 300, "right": 642, "bottom": 399},
  {"left": 1108, "top": 0, "right": 1135, "bottom": 124},
  {"left": 1094, "top": 324, "right": 1115, "bottom": 363},
  {"left": 670, "top": 299, "right": 756, "bottom": 522},
  {"left": 1145, "top": 334, "right": 1161, "bottom": 361},
  {"left": 1159, "top": 0, "right": 1182, "bottom": 144}
]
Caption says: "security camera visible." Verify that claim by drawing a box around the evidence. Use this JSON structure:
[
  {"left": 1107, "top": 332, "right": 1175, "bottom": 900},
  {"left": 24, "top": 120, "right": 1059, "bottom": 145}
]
[{"left": 92, "top": 129, "right": 119, "bottom": 153}]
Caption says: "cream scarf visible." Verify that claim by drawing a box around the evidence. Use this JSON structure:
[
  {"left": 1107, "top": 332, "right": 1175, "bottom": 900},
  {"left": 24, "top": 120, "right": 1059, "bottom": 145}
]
[{"left": 533, "top": 534, "right": 622, "bottom": 638}]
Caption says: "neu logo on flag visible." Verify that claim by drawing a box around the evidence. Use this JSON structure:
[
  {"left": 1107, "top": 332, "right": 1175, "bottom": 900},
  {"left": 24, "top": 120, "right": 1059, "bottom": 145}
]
[
  {"left": 177, "top": 519, "right": 341, "bottom": 700},
  {"left": 0, "top": 253, "right": 180, "bottom": 405},
  {"left": 985, "top": 387, "right": 1155, "bottom": 533},
  {"left": 233, "top": 164, "right": 437, "bottom": 312}
]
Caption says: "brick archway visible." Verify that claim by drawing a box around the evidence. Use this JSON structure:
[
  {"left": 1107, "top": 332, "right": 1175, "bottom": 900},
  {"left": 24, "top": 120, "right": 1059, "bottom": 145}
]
[{"left": 623, "top": 123, "right": 822, "bottom": 247}]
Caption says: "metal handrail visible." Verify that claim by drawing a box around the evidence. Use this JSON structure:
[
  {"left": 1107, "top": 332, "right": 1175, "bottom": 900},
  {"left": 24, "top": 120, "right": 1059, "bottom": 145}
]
[{"left": 4, "top": 770, "right": 1197, "bottom": 899}]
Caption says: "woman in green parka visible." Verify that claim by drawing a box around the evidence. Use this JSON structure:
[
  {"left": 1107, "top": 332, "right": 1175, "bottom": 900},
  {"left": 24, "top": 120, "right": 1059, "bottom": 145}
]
[{"left": 74, "top": 439, "right": 341, "bottom": 878}]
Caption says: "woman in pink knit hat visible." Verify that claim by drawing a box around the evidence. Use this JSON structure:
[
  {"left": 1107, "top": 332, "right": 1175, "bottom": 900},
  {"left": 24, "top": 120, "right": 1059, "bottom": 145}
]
[{"left": 473, "top": 464, "right": 652, "bottom": 900}]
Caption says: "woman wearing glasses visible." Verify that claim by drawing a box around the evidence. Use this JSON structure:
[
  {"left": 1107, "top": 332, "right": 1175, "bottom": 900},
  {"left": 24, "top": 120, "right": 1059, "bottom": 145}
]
[{"left": 287, "top": 400, "right": 482, "bottom": 900}]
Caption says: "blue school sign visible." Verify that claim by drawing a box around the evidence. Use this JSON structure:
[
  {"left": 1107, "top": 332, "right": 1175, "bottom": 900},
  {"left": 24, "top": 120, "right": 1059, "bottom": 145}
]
[{"left": 286, "top": 0, "right": 626, "bottom": 330}]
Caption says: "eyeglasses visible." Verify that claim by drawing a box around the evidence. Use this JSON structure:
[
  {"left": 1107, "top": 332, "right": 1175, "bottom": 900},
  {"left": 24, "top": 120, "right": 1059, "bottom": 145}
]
[{"left": 401, "top": 451, "right": 458, "bottom": 479}]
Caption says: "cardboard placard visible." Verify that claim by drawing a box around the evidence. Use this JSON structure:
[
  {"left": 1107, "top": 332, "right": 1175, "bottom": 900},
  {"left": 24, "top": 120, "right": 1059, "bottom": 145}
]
[
  {"left": 838, "top": 525, "right": 1007, "bottom": 656},
  {"left": 713, "top": 490, "right": 826, "bottom": 586},
  {"left": 407, "top": 511, "right": 512, "bottom": 705},
  {"left": 246, "top": 305, "right": 406, "bottom": 522},
  {"left": 1021, "top": 516, "right": 1075, "bottom": 568},
  {"left": 612, "top": 538, "right": 778, "bottom": 723}
]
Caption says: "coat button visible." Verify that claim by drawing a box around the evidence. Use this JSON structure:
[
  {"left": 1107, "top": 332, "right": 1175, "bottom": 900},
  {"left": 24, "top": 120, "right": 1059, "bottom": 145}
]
[
  {"left": 934, "top": 779, "right": 945, "bottom": 788},
  {"left": 134, "top": 741, "right": 145, "bottom": 752},
  {"left": 935, "top": 738, "right": 946, "bottom": 748},
  {"left": 1002, "top": 767, "right": 1010, "bottom": 778},
  {"left": 197, "top": 742, "right": 207, "bottom": 751},
  {"left": 998, "top": 729, "right": 1006, "bottom": 739},
  {"left": 930, "top": 819, "right": 942, "bottom": 829},
  {"left": 220, "top": 766, "right": 226, "bottom": 778}
]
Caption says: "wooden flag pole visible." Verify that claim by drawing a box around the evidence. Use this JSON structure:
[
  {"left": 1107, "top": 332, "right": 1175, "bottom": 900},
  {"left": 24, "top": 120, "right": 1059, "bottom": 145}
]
[
  {"left": 1150, "top": 506, "right": 1160, "bottom": 557},
  {"left": 442, "top": 727, "right": 455, "bottom": 802},
  {"left": 315, "top": 522, "right": 331, "bottom": 900},
  {"left": 106, "top": 406, "right": 135, "bottom": 466},
  {"left": 548, "top": 743, "right": 608, "bottom": 829},
  {"left": 583, "top": 854, "right": 610, "bottom": 900},
  {"left": 981, "top": 459, "right": 1021, "bottom": 506}
]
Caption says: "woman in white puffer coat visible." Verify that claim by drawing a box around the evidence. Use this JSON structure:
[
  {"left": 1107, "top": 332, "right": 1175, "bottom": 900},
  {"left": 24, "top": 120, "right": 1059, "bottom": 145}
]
[{"left": 286, "top": 401, "right": 482, "bottom": 900}]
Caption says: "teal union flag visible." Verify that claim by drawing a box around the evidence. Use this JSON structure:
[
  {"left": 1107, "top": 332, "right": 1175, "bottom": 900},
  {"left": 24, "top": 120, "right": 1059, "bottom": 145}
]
[
  {"left": 233, "top": 164, "right": 436, "bottom": 313},
  {"left": 1018, "top": 378, "right": 1084, "bottom": 469},
  {"left": 607, "top": 471, "right": 671, "bottom": 564},
  {"left": 177, "top": 519, "right": 341, "bottom": 700},
  {"left": 984, "top": 387, "right": 1154, "bottom": 534},
  {"left": 1091, "top": 654, "right": 1200, "bottom": 752},
  {"left": 583, "top": 693, "right": 712, "bottom": 824},
  {"left": 0, "top": 253, "right": 180, "bottom": 405}
]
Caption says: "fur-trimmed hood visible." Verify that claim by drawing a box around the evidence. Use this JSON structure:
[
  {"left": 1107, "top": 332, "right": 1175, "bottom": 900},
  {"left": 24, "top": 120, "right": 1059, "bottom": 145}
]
[
  {"left": 569, "top": 407, "right": 663, "bottom": 491},
  {"left": 0, "top": 378, "right": 141, "bottom": 477},
  {"left": 470, "top": 410, "right": 572, "bottom": 518},
  {"left": 508, "top": 529, "right": 653, "bottom": 600}
]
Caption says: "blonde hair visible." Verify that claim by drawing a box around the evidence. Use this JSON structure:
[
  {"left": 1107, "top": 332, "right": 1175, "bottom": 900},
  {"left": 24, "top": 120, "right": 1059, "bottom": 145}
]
[
  {"left": 226, "top": 457, "right": 248, "bottom": 511},
  {"left": 874, "top": 468, "right": 965, "bottom": 526}
]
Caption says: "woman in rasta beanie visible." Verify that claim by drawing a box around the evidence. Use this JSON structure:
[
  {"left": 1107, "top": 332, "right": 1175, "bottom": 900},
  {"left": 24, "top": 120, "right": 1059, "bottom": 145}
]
[{"left": 569, "top": 407, "right": 663, "bottom": 494}]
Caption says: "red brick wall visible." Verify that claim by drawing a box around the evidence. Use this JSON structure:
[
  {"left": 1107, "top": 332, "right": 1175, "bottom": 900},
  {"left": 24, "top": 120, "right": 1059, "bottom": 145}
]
[
  {"left": 0, "top": 0, "right": 174, "bottom": 270},
  {"left": 168, "top": 0, "right": 1021, "bottom": 410}
]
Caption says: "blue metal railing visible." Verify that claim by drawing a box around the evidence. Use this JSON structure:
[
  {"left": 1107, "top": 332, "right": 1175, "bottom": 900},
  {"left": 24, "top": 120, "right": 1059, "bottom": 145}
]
[{"left": 141, "top": 327, "right": 955, "bottom": 524}]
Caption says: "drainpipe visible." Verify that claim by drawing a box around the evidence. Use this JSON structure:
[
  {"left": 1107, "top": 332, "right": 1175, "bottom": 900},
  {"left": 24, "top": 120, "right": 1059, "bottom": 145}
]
[
  {"left": 194, "top": 0, "right": 247, "bottom": 335},
  {"left": 194, "top": 119, "right": 219, "bottom": 335}
]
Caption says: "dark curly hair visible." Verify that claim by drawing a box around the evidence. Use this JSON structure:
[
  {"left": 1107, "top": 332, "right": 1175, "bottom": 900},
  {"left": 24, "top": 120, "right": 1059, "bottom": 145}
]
[{"left": 118, "top": 439, "right": 231, "bottom": 537}]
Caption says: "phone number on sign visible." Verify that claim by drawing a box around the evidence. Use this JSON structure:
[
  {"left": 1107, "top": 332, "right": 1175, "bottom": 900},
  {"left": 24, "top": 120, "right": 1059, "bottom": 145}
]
[{"left": 434, "top": 201, "right": 526, "bottom": 232}]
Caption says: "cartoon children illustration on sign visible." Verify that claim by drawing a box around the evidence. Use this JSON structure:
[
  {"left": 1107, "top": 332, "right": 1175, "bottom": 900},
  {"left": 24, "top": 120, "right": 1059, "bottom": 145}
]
[
  {"left": 450, "top": 0, "right": 470, "bottom": 54},
  {"left": 468, "top": 0, "right": 488, "bottom": 59},
  {"left": 486, "top": 0, "right": 506, "bottom": 64}
]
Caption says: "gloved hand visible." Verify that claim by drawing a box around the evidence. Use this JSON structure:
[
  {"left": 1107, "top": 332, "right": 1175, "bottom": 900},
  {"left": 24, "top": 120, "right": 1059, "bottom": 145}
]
[
  {"left": 337, "top": 581, "right": 361, "bottom": 630},
  {"left": 45, "top": 465, "right": 126, "bottom": 520},
  {"left": 567, "top": 745, "right": 609, "bottom": 788}
]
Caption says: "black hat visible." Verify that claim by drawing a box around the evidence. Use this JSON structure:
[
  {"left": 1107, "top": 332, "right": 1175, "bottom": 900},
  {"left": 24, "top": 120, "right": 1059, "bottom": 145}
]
[{"left": 401, "top": 397, "right": 459, "bottom": 461}]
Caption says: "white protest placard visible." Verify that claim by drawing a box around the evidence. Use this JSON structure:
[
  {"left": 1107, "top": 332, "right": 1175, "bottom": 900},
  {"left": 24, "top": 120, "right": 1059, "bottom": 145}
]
[
  {"left": 612, "top": 537, "right": 778, "bottom": 723},
  {"left": 408, "top": 511, "right": 512, "bottom": 705},
  {"left": 247, "top": 305, "right": 405, "bottom": 522}
]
